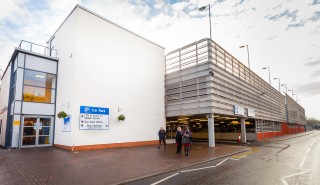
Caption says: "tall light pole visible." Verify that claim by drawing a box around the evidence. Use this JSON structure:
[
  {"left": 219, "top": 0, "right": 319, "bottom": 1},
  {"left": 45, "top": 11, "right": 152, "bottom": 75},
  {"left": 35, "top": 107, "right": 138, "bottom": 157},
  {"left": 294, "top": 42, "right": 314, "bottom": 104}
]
[
  {"left": 262, "top": 67, "right": 271, "bottom": 85},
  {"left": 288, "top": 89, "right": 294, "bottom": 98},
  {"left": 199, "top": 4, "right": 212, "bottom": 40},
  {"left": 281, "top": 84, "right": 289, "bottom": 123},
  {"left": 281, "top": 84, "right": 287, "bottom": 94},
  {"left": 239, "top": 45, "right": 250, "bottom": 69},
  {"left": 273, "top": 77, "right": 281, "bottom": 92}
]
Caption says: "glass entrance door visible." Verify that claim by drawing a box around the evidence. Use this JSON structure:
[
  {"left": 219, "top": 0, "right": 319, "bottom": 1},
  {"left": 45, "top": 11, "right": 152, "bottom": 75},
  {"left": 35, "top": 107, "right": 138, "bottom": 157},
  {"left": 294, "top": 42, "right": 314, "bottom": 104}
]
[{"left": 21, "top": 116, "right": 53, "bottom": 147}]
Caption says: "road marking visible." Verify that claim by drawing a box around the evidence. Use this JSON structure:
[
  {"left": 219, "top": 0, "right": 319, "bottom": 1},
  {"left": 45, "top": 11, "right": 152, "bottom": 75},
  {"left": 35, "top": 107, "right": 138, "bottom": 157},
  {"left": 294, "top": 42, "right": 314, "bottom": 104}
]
[
  {"left": 231, "top": 146, "right": 257, "bottom": 159},
  {"left": 150, "top": 173, "right": 179, "bottom": 185},
  {"left": 216, "top": 158, "right": 228, "bottom": 166},
  {"left": 281, "top": 171, "right": 309, "bottom": 185},
  {"left": 181, "top": 157, "right": 238, "bottom": 173},
  {"left": 181, "top": 165, "right": 216, "bottom": 173},
  {"left": 299, "top": 145, "right": 312, "bottom": 169}
]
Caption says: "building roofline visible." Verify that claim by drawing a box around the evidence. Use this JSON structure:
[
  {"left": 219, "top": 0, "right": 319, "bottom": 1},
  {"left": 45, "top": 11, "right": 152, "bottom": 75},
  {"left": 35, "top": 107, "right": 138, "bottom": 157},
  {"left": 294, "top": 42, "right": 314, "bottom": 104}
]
[
  {"left": 1, "top": 48, "right": 59, "bottom": 81},
  {"left": 47, "top": 4, "right": 164, "bottom": 49}
]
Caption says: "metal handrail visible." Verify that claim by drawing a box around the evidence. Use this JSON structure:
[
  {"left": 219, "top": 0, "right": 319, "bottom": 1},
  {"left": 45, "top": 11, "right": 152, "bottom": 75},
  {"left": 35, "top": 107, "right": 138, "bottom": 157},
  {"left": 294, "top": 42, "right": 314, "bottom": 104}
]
[{"left": 18, "top": 40, "right": 58, "bottom": 58}]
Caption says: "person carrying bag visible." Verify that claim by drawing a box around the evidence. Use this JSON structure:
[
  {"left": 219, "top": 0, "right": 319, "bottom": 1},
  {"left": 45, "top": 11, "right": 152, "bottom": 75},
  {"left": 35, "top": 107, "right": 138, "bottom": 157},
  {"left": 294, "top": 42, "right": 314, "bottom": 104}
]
[{"left": 182, "top": 126, "right": 192, "bottom": 156}]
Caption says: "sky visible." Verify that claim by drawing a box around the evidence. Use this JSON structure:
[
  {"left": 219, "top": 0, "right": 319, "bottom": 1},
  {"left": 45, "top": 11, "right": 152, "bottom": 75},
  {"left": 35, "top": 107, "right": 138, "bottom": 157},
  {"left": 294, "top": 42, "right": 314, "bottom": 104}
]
[{"left": 0, "top": 0, "right": 319, "bottom": 119}]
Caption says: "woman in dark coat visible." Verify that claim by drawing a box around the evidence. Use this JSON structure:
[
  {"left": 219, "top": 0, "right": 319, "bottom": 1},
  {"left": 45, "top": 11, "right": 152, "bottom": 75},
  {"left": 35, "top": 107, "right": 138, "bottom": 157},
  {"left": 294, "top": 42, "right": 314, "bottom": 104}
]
[
  {"left": 182, "top": 126, "right": 192, "bottom": 156},
  {"left": 175, "top": 127, "right": 183, "bottom": 154},
  {"left": 158, "top": 127, "right": 166, "bottom": 149}
]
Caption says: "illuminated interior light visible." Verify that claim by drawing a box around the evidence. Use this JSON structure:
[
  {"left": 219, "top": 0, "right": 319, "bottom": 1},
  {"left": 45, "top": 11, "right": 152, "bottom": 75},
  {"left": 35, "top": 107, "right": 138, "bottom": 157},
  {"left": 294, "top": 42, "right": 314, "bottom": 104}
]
[{"left": 35, "top": 75, "right": 45, "bottom": 78}]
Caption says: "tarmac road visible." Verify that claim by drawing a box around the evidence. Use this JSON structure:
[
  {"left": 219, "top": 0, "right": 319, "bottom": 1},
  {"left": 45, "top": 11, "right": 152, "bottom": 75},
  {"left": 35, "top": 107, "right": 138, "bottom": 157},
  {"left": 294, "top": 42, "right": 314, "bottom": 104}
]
[{"left": 126, "top": 131, "right": 320, "bottom": 185}]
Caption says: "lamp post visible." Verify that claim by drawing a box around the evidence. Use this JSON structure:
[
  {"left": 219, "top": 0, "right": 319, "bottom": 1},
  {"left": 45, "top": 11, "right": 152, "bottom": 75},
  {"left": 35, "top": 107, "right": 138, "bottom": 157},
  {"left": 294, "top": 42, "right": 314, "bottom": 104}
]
[
  {"left": 281, "top": 84, "right": 289, "bottom": 123},
  {"left": 281, "top": 84, "right": 287, "bottom": 94},
  {"left": 262, "top": 67, "right": 271, "bottom": 85},
  {"left": 273, "top": 78, "right": 281, "bottom": 92},
  {"left": 288, "top": 89, "right": 294, "bottom": 98},
  {"left": 199, "top": 4, "right": 212, "bottom": 40},
  {"left": 239, "top": 45, "right": 250, "bottom": 69},
  {"left": 259, "top": 92, "right": 266, "bottom": 139}
]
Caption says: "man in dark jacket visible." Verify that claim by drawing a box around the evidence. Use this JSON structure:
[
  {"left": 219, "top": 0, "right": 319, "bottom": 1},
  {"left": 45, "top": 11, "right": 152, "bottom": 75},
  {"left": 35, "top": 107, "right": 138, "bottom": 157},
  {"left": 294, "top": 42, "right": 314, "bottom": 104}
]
[
  {"left": 175, "top": 127, "right": 183, "bottom": 154},
  {"left": 158, "top": 127, "right": 166, "bottom": 149}
]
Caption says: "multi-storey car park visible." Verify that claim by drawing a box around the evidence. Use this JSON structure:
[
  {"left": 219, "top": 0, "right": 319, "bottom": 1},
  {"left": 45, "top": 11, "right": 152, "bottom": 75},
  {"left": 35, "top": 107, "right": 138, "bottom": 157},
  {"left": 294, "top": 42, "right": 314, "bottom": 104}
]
[{"left": 165, "top": 38, "right": 305, "bottom": 146}]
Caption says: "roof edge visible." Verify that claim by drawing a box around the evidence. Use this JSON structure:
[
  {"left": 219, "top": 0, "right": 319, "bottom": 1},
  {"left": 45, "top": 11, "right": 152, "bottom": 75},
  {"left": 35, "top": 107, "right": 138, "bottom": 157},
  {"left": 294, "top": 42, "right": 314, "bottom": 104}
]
[{"left": 48, "top": 4, "right": 164, "bottom": 49}]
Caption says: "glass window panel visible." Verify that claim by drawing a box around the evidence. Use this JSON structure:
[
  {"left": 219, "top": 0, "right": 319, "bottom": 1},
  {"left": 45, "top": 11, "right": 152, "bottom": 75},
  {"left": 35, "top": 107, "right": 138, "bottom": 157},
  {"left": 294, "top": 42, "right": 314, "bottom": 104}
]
[
  {"left": 23, "top": 127, "right": 36, "bottom": 136},
  {"left": 38, "top": 136, "right": 50, "bottom": 145},
  {"left": 39, "top": 127, "right": 50, "bottom": 135},
  {"left": 24, "top": 117, "right": 37, "bottom": 126},
  {"left": 40, "top": 118, "right": 51, "bottom": 126},
  {"left": 23, "top": 85, "right": 55, "bottom": 103},
  {"left": 23, "top": 136, "right": 36, "bottom": 145},
  {"left": 24, "top": 69, "right": 56, "bottom": 89}
]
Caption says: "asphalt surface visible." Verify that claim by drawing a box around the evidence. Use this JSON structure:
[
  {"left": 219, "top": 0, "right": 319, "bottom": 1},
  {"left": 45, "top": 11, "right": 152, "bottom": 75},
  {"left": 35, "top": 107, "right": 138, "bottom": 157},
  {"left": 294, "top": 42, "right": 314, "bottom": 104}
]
[{"left": 126, "top": 131, "right": 320, "bottom": 185}]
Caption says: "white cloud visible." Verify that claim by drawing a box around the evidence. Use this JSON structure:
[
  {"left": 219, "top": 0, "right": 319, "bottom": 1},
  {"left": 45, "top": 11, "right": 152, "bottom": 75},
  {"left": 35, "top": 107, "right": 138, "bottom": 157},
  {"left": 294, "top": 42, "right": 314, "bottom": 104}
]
[{"left": 0, "top": 0, "right": 319, "bottom": 119}]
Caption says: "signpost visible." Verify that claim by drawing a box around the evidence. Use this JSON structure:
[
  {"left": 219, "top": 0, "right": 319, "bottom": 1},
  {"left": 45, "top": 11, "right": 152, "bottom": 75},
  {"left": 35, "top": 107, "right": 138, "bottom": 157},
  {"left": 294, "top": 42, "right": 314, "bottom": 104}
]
[
  {"left": 79, "top": 106, "right": 109, "bottom": 130},
  {"left": 234, "top": 105, "right": 244, "bottom": 116},
  {"left": 62, "top": 116, "right": 71, "bottom": 132},
  {"left": 247, "top": 108, "right": 256, "bottom": 117}
]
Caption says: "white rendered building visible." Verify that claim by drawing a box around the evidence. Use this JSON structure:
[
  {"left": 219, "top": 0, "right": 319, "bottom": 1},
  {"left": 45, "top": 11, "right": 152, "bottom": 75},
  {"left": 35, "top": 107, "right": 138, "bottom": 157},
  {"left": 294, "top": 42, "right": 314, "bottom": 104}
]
[{"left": 0, "top": 5, "right": 165, "bottom": 150}]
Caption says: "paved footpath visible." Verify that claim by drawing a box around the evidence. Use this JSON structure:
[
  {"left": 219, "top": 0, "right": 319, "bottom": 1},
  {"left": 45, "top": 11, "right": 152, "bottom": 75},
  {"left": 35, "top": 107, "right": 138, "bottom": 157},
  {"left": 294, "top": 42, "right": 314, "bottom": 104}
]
[{"left": 0, "top": 143, "right": 249, "bottom": 185}]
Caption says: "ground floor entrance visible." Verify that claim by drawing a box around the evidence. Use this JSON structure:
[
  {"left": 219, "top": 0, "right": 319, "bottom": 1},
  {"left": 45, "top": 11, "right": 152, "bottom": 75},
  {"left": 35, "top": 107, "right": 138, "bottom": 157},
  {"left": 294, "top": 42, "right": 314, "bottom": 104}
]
[{"left": 21, "top": 116, "right": 53, "bottom": 147}]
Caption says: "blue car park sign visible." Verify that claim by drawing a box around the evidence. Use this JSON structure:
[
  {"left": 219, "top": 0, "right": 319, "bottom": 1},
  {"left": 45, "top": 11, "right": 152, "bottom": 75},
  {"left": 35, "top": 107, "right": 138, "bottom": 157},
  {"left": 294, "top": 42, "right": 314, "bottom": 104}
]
[{"left": 79, "top": 106, "right": 109, "bottom": 130}]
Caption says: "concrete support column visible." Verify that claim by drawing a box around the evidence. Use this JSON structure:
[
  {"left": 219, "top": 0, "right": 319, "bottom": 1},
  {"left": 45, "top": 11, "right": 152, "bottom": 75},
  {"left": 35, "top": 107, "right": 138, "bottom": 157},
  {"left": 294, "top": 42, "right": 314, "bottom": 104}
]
[
  {"left": 208, "top": 113, "right": 215, "bottom": 147},
  {"left": 240, "top": 117, "right": 246, "bottom": 143}
]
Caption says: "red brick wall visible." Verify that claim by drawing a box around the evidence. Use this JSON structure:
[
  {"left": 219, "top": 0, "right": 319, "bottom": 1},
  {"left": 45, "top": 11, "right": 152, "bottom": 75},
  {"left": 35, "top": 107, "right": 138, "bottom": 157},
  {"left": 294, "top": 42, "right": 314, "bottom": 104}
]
[
  {"left": 55, "top": 140, "right": 158, "bottom": 151},
  {"left": 257, "top": 123, "right": 305, "bottom": 141}
]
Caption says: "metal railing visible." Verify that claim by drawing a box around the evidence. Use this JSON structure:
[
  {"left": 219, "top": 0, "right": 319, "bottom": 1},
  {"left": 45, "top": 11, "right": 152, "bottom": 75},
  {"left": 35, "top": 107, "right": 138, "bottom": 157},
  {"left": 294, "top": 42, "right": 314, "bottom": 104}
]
[
  {"left": 18, "top": 40, "right": 58, "bottom": 58},
  {"left": 165, "top": 38, "right": 305, "bottom": 125}
]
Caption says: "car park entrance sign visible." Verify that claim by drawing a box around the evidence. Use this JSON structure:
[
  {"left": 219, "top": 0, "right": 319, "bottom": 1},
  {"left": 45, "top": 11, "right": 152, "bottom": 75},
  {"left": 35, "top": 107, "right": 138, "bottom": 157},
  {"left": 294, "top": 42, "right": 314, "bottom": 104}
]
[{"left": 80, "top": 106, "right": 109, "bottom": 130}]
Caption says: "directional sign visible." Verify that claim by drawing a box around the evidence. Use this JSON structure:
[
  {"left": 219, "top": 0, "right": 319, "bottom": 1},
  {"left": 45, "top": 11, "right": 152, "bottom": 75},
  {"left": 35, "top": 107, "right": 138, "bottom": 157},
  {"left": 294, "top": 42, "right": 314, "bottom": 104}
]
[
  {"left": 79, "top": 106, "right": 109, "bottom": 130},
  {"left": 234, "top": 105, "right": 244, "bottom": 116}
]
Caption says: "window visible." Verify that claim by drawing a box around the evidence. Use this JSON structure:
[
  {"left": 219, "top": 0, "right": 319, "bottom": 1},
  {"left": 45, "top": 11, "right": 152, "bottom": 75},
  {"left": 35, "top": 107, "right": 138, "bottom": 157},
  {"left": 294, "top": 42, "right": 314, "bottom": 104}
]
[
  {"left": 23, "top": 69, "right": 56, "bottom": 103},
  {"left": 24, "top": 70, "right": 56, "bottom": 88}
]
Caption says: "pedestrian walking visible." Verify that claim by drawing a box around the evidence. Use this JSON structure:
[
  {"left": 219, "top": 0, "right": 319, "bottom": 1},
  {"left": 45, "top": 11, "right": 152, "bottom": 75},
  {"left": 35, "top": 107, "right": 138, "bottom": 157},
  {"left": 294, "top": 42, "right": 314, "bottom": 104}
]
[
  {"left": 182, "top": 126, "right": 192, "bottom": 156},
  {"left": 175, "top": 127, "right": 183, "bottom": 154},
  {"left": 158, "top": 127, "right": 166, "bottom": 149}
]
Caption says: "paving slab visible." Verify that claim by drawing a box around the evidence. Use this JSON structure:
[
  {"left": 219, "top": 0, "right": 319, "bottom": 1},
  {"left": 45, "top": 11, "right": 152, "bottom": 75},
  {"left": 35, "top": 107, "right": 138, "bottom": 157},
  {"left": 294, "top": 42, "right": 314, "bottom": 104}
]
[{"left": 0, "top": 143, "right": 249, "bottom": 185}]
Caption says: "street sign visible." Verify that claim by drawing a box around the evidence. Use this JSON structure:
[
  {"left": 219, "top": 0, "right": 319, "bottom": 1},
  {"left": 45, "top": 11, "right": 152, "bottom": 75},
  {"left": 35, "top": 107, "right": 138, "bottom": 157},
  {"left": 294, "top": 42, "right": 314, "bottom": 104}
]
[
  {"left": 247, "top": 108, "right": 256, "bottom": 117},
  {"left": 234, "top": 105, "right": 244, "bottom": 116},
  {"left": 63, "top": 116, "right": 71, "bottom": 132},
  {"left": 79, "top": 106, "right": 109, "bottom": 130}
]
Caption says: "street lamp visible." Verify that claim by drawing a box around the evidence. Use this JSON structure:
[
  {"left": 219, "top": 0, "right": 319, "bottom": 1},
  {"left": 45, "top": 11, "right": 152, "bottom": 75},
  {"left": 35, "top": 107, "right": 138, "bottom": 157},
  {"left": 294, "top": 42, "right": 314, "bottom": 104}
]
[
  {"left": 288, "top": 89, "right": 294, "bottom": 98},
  {"left": 239, "top": 45, "right": 250, "bottom": 69},
  {"left": 273, "top": 78, "right": 281, "bottom": 92},
  {"left": 258, "top": 92, "right": 266, "bottom": 139},
  {"left": 199, "top": 4, "right": 212, "bottom": 40},
  {"left": 262, "top": 67, "right": 271, "bottom": 85},
  {"left": 281, "top": 84, "right": 287, "bottom": 94},
  {"left": 281, "top": 84, "right": 289, "bottom": 123}
]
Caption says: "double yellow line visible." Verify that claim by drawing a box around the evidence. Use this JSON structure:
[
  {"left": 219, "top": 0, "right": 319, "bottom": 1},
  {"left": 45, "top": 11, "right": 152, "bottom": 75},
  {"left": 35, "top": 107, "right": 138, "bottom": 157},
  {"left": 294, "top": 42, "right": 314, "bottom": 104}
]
[{"left": 231, "top": 146, "right": 258, "bottom": 159}]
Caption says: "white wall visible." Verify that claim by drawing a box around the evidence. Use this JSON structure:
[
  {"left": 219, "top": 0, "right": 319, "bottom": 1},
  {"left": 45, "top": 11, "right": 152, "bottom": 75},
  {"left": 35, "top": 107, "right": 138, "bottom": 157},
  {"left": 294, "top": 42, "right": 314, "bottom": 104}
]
[
  {"left": 0, "top": 65, "right": 11, "bottom": 113},
  {"left": 0, "top": 111, "right": 8, "bottom": 147},
  {"left": 53, "top": 8, "right": 81, "bottom": 146},
  {"left": 0, "top": 64, "right": 11, "bottom": 147},
  {"left": 54, "top": 7, "right": 165, "bottom": 146}
]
